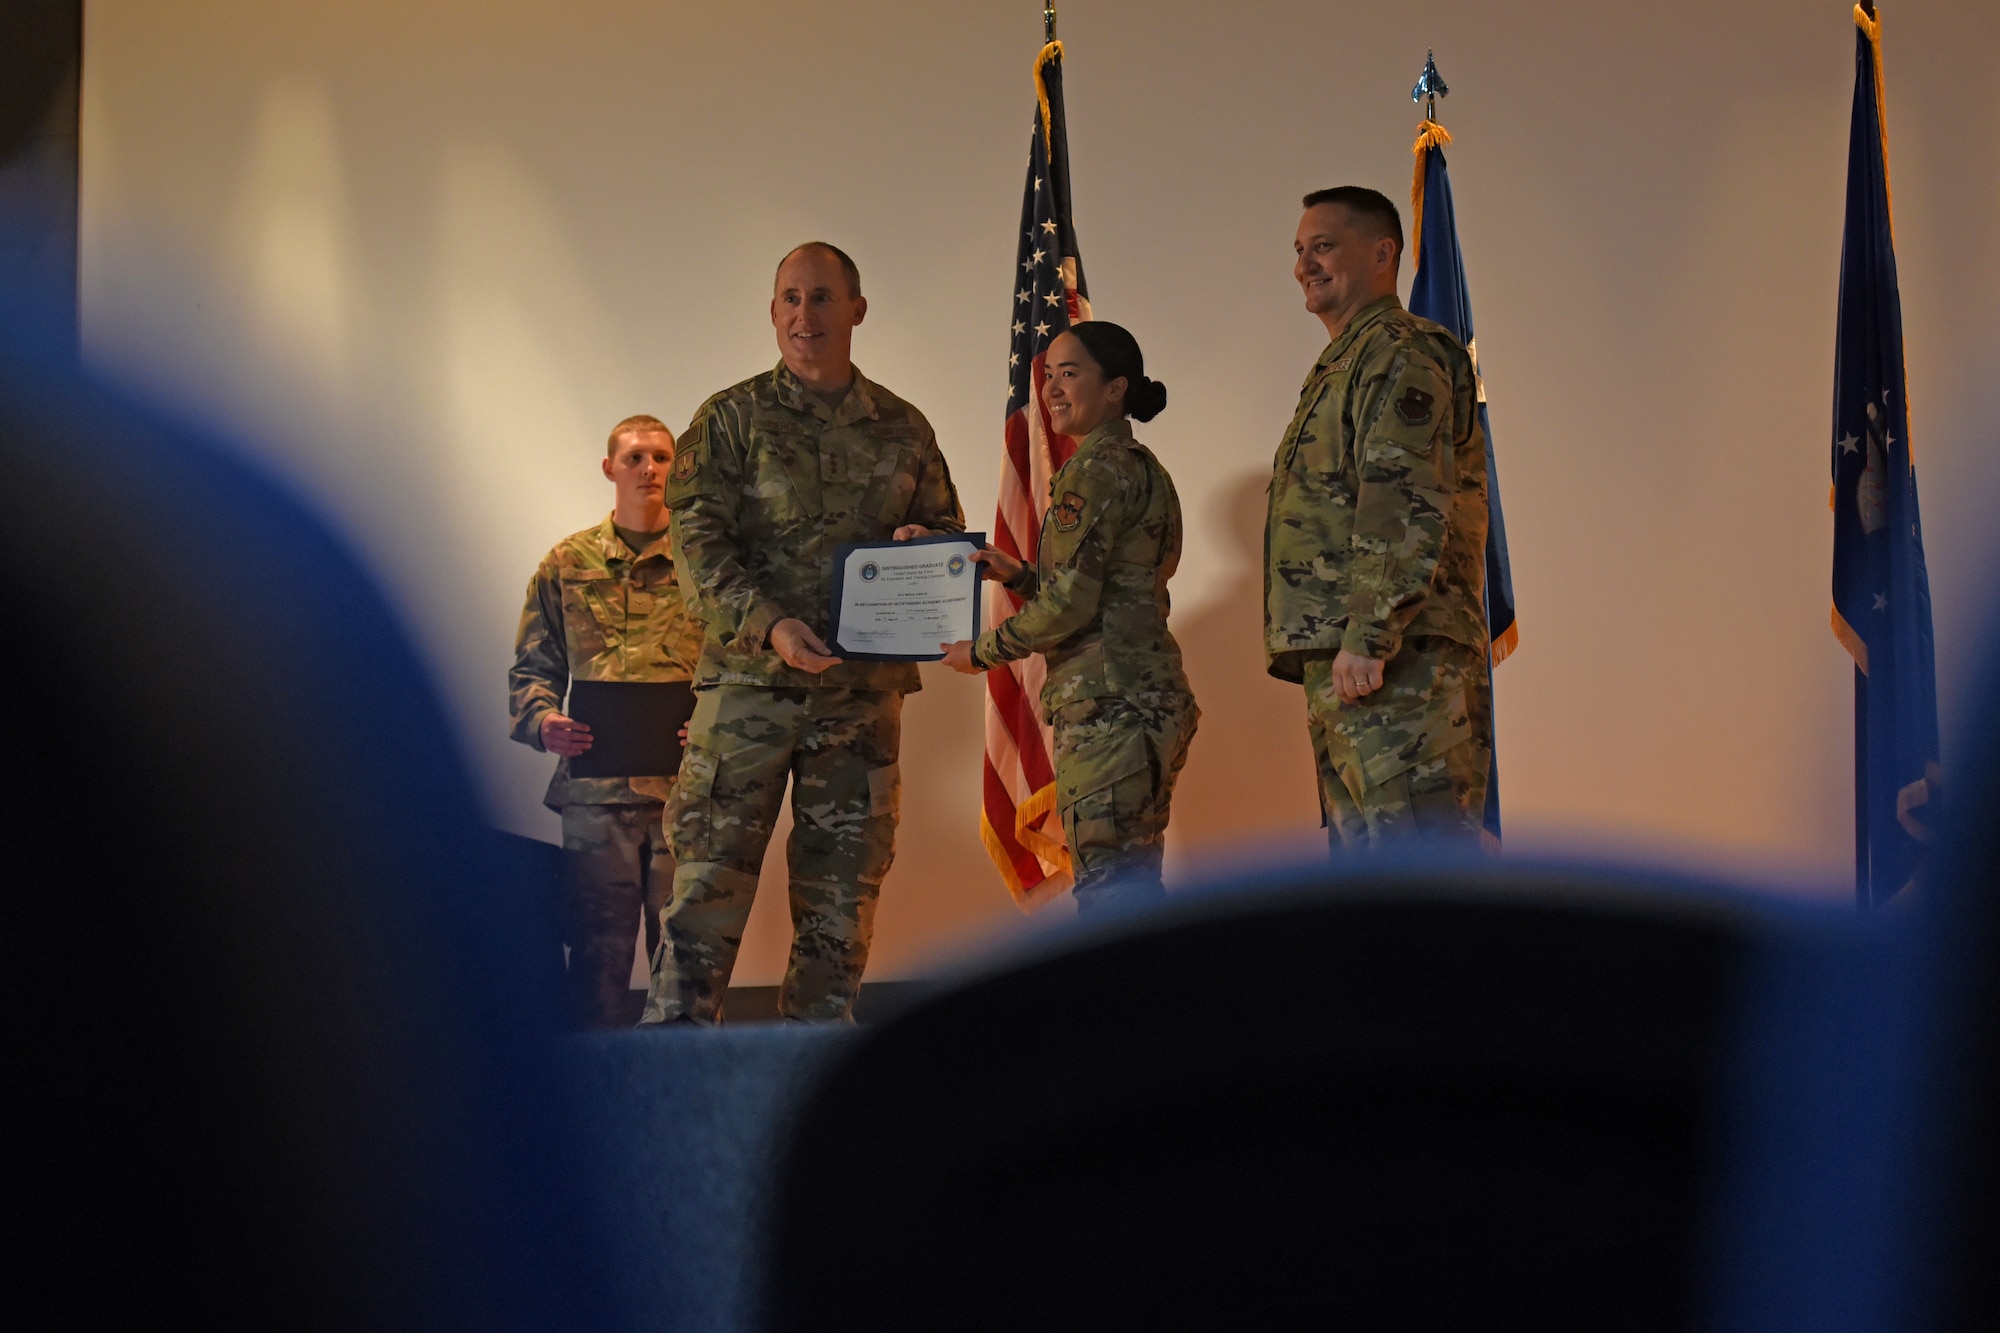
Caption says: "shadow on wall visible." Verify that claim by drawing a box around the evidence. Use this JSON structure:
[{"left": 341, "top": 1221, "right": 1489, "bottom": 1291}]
[{"left": 1167, "top": 470, "right": 1324, "bottom": 863}]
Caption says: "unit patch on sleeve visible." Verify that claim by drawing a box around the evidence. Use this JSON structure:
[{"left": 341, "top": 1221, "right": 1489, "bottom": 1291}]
[
  {"left": 1052, "top": 491, "right": 1087, "bottom": 532},
  {"left": 1394, "top": 385, "right": 1436, "bottom": 427}
]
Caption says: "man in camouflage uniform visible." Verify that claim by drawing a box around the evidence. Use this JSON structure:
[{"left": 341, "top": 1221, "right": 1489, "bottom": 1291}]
[
  {"left": 1266, "top": 187, "right": 1491, "bottom": 849},
  {"left": 510, "top": 415, "right": 704, "bottom": 1027},
  {"left": 640, "top": 242, "right": 963, "bottom": 1025}
]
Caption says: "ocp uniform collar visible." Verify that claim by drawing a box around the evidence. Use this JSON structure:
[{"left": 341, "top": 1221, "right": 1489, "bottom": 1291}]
[
  {"left": 769, "top": 360, "right": 882, "bottom": 427},
  {"left": 1076, "top": 415, "right": 1135, "bottom": 454},
  {"left": 1312, "top": 294, "right": 1405, "bottom": 380},
  {"left": 590, "top": 512, "right": 673, "bottom": 566}
]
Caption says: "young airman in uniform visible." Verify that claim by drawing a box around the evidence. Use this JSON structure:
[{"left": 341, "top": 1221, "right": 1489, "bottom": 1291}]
[{"left": 510, "top": 415, "right": 703, "bottom": 1026}]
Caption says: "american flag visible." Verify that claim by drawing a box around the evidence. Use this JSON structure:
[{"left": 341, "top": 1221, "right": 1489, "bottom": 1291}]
[{"left": 980, "top": 39, "right": 1092, "bottom": 909}]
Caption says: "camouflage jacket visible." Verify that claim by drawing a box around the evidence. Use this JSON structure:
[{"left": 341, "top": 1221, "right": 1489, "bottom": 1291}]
[
  {"left": 509, "top": 514, "right": 704, "bottom": 808},
  {"left": 666, "top": 362, "right": 964, "bottom": 693},
  {"left": 975, "top": 416, "right": 1191, "bottom": 719},
  {"left": 1264, "top": 295, "right": 1489, "bottom": 684}
]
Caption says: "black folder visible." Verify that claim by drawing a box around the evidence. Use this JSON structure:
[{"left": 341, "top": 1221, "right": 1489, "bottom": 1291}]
[{"left": 563, "top": 680, "right": 696, "bottom": 779}]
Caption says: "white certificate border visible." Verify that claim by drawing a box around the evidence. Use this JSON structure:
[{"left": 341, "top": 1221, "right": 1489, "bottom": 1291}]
[{"left": 826, "top": 531, "right": 987, "bottom": 662}]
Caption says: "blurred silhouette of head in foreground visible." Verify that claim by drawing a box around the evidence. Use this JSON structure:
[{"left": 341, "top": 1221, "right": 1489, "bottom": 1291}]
[{"left": 0, "top": 290, "right": 621, "bottom": 1330}]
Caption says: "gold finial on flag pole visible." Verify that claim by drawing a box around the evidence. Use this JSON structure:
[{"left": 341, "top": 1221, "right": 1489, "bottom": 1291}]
[{"left": 1044, "top": 2, "right": 1058, "bottom": 42}]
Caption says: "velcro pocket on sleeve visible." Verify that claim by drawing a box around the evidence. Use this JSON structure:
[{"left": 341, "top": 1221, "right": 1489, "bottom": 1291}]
[
  {"left": 1369, "top": 360, "right": 1451, "bottom": 462},
  {"left": 665, "top": 419, "right": 711, "bottom": 502},
  {"left": 1042, "top": 489, "right": 1108, "bottom": 567},
  {"left": 1357, "top": 686, "right": 1470, "bottom": 789}
]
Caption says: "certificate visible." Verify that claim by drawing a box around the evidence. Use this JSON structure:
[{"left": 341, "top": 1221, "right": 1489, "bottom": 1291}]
[{"left": 827, "top": 532, "right": 986, "bottom": 661}]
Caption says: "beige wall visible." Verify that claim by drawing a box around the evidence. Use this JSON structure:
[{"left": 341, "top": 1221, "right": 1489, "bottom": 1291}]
[{"left": 78, "top": 1, "right": 2000, "bottom": 980}]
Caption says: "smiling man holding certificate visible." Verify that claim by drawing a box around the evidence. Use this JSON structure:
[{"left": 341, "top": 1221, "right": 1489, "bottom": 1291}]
[{"left": 641, "top": 242, "right": 964, "bottom": 1026}]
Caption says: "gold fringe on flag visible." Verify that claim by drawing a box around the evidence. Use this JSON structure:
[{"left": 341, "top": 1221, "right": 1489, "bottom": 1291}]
[
  {"left": 1853, "top": 5, "right": 1892, "bottom": 237},
  {"left": 1035, "top": 41, "right": 1065, "bottom": 150},
  {"left": 1012, "top": 782, "right": 1070, "bottom": 872},
  {"left": 1409, "top": 118, "right": 1453, "bottom": 258},
  {"left": 980, "top": 803, "right": 1071, "bottom": 911}
]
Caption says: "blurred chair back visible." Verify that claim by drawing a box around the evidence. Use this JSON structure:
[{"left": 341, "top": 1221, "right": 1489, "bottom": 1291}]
[{"left": 764, "top": 862, "right": 1866, "bottom": 1332}]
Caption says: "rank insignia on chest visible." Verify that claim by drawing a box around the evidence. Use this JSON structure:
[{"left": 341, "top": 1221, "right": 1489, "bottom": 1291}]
[
  {"left": 1394, "top": 385, "right": 1436, "bottom": 426},
  {"left": 673, "top": 448, "right": 698, "bottom": 482},
  {"left": 1053, "top": 491, "right": 1087, "bottom": 532}
]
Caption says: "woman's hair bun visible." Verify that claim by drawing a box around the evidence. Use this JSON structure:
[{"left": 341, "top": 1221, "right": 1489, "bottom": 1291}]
[
  {"left": 1127, "top": 376, "right": 1168, "bottom": 423},
  {"left": 1067, "top": 320, "right": 1168, "bottom": 423}
]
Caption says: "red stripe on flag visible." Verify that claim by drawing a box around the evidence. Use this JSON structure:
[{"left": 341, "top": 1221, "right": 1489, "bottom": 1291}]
[
  {"left": 983, "top": 393, "right": 1070, "bottom": 903},
  {"left": 985, "top": 652, "right": 1054, "bottom": 791}
]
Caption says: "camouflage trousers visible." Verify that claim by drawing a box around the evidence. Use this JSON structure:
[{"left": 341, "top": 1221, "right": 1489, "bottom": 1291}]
[
  {"left": 559, "top": 801, "right": 673, "bottom": 1030},
  {"left": 1303, "top": 635, "right": 1491, "bottom": 851},
  {"left": 642, "top": 685, "right": 901, "bottom": 1025},
  {"left": 1051, "top": 693, "right": 1198, "bottom": 914}
]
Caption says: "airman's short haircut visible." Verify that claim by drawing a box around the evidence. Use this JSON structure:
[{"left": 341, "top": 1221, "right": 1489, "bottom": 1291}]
[
  {"left": 1301, "top": 186, "right": 1404, "bottom": 261},
  {"left": 776, "top": 241, "right": 863, "bottom": 300},
  {"left": 606, "top": 414, "right": 671, "bottom": 458}
]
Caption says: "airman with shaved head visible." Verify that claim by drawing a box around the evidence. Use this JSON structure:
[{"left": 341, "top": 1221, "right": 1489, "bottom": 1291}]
[{"left": 640, "top": 242, "right": 963, "bottom": 1025}]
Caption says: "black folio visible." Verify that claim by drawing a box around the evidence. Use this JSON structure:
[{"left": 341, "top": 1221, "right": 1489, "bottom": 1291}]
[{"left": 563, "top": 680, "right": 695, "bottom": 778}]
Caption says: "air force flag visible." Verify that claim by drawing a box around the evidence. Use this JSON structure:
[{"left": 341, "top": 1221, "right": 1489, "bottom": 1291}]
[{"left": 1830, "top": 5, "right": 1939, "bottom": 907}]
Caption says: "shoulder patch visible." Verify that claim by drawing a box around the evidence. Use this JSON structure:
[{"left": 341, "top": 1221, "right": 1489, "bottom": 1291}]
[
  {"left": 673, "top": 445, "right": 699, "bottom": 482},
  {"left": 1394, "top": 385, "right": 1436, "bottom": 427},
  {"left": 1053, "top": 491, "right": 1087, "bottom": 532}
]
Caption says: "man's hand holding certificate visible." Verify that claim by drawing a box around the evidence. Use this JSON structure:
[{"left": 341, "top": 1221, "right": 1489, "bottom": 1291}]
[{"left": 828, "top": 531, "right": 986, "bottom": 661}]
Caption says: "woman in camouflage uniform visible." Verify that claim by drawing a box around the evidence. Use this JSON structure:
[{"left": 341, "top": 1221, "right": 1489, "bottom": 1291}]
[{"left": 942, "top": 322, "right": 1197, "bottom": 914}]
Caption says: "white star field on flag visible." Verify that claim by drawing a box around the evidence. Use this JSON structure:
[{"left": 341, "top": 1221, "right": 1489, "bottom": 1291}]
[{"left": 1005, "top": 134, "right": 1081, "bottom": 417}]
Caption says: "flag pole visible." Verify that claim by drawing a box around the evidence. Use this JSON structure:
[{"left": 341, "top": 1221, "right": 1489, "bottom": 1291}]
[
  {"left": 1411, "top": 49, "right": 1448, "bottom": 125},
  {"left": 1044, "top": 2, "right": 1057, "bottom": 42}
]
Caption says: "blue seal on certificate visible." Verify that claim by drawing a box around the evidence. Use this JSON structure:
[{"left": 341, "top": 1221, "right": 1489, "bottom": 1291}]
[{"left": 827, "top": 532, "right": 987, "bottom": 661}]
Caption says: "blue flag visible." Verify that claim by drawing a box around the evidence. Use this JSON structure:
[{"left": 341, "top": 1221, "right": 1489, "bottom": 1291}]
[
  {"left": 1830, "top": 7, "right": 1939, "bottom": 908},
  {"left": 1408, "top": 118, "right": 1517, "bottom": 843}
]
